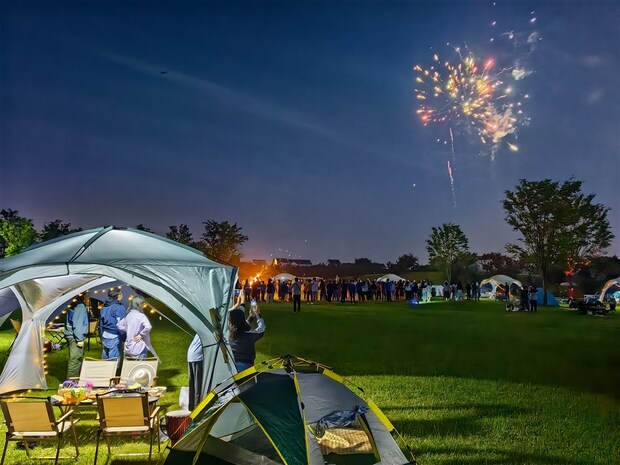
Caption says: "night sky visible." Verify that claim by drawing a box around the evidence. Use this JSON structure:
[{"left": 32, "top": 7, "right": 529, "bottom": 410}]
[{"left": 1, "top": 1, "right": 618, "bottom": 263}]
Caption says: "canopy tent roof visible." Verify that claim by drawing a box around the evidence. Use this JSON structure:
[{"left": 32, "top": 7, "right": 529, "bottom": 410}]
[
  {"left": 376, "top": 273, "right": 404, "bottom": 282},
  {"left": 479, "top": 275, "right": 523, "bottom": 296},
  {"left": 599, "top": 277, "right": 620, "bottom": 302},
  {"left": 272, "top": 272, "right": 298, "bottom": 282},
  {"left": 0, "top": 226, "right": 237, "bottom": 395}
]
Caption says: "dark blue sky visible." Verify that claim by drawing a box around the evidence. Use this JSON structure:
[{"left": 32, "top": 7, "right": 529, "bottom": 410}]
[{"left": 1, "top": 1, "right": 618, "bottom": 263}]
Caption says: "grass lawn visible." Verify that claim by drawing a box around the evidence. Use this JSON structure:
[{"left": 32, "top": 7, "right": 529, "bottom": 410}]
[{"left": 0, "top": 298, "right": 618, "bottom": 464}]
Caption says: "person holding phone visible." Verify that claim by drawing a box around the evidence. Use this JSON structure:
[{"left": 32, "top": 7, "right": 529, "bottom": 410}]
[{"left": 228, "top": 294, "right": 266, "bottom": 372}]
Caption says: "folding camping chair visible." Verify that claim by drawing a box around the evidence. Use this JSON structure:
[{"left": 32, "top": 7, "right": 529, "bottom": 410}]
[
  {"left": 85, "top": 319, "right": 100, "bottom": 350},
  {"left": 0, "top": 398, "right": 79, "bottom": 465},
  {"left": 70, "top": 357, "right": 118, "bottom": 388},
  {"left": 94, "top": 391, "right": 160, "bottom": 464}
]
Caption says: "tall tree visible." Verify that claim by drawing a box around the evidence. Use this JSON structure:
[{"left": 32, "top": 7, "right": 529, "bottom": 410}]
[
  {"left": 166, "top": 224, "right": 194, "bottom": 245},
  {"left": 426, "top": 223, "right": 470, "bottom": 283},
  {"left": 199, "top": 220, "right": 248, "bottom": 263},
  {"left": 40, "top": 219, "right": 82, "bottom": 242},
  {"left": 135, "top": 224, "right": 153, "bottom": 232},
  {"left": 0, "top": 210, "right": 37, "bottom": 257},
  {"left": 393, "top": 253, "right": 419, "bottom": 272},
  {"left": 503, "top": 178, "right": 613, "bottom": 304},
  {"left": 477, "top": 252, "right": 521, "bottom": 277}
]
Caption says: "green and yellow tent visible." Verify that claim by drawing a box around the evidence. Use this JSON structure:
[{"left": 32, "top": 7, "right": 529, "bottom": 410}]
[{"left": 165, "top": 356, "right": 415, "bottom": 465}]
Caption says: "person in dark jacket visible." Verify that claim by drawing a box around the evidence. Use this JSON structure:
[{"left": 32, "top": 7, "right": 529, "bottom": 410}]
[
  {"left": 228, "top": 295, "right": 265, "bottom": 372},
  {"left": 66, "top": 295, "right": 89, "bottom": 378},
  {"left": 99, "top": 288, "right": 126, "bottom": 359}
]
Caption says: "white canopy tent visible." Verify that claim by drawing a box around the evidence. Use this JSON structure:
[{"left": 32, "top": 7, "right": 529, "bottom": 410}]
[
  {"left": 376, "top": 273, "right": 404, "bottom": 282},
  {"left": 479, "top": 274, "right": 523, "bottom": 299},
  {"left": 272, "top": 272, "right": 298, "bottom": 282},
  {"left": 599, "top": 277, "right": 620, "bottom": 302},
  {"left": 0, "top": 226, "right": 238, "bottom": 396}
]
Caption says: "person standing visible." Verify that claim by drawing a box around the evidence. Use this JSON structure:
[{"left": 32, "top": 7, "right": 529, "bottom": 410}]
[
  {"left": 66, "top": 296, "right": 89, "bottom": 378},
  {"left": 228, "top": 295, "right": 266, "bottom": 371},
  {"left": 266, "top": 279, "right": 275, "bottom": 303},
  {"left": 117, "top": 295, "right": 158, "bottom": 359},
  {"left": 529, "top": 285, "right": 538, "bottom": 312},
  {"left": 292, "top": 277, "right": 302, "bottom": 312},
  {"left": 187, "top": 334, "right": 203, "bottom": 411},
  {"left": 100, "top": 289, "right": 126, "bottom": 360},
  {"left": 311, "top": 278, "right": 318, "bottom": 304}
]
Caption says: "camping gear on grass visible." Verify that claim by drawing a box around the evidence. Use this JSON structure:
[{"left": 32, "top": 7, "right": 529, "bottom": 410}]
[
  {"left": 161, "top": 410, "right": 192, "bottom": 445},
  {"left": 165, "top": 356, "right": 415, "bottom": 465}
]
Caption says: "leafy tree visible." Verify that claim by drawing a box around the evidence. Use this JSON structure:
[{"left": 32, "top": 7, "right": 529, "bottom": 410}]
[
  {"left": 166, "top": 224, "right": 194, "bottom": 245},
  {"left": 0, "top": 210, "right": 37, "bottom": 257},
  {"left": 40, "top": 219, "right": 81, "bottom": 242},
  {"left": 477, "top": 252, "right": 521, "bottom": 276},
  {"left": 135, "top": 224, "right": 153, "bottom": 232},
  {"left": 426, "top": 223, "right": 470, "bottom": 283},
  {"left": 503, "top": 178, "right": 613, "bottom": 304},
  {"left": 393, "top": 253, "right": 419, "bottom": 272},
  {"left": 0, "top": 209, "right": 19, "bottom": 221},
  {"left": 198, "top": 220, "right": 248, "bottom": 263}
]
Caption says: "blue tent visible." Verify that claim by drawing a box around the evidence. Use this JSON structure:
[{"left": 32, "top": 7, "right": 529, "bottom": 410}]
[{"left": 536, "top": 288, "right": 558, "bottom": 306}]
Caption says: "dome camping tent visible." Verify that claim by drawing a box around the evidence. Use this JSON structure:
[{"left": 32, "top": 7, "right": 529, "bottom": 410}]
[
  {"left": 479, "top": 275, "right": 523, "bottom": 300},
  {"left": 165, "top": 356, "right": 414, "bottom": 465},
  {"left": 0, "top": 226, "right": 238, "bottom": 396},
  {"left": 599, "top": 277, "right": 620, "bottom": 303},
  {"left": 273, "top": 272, "right": 298, "bottom": 282},
  {"left": 376, "top": 274, "right": 404, "bottom": 282}
]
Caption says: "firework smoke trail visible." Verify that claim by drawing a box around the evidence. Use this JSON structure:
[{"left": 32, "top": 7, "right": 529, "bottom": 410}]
[
  {"left": 449, "top": 126, "right": 456, "bottom": 161},
  {"left": 448, "top": 126, "right": 457, "bottom": 205},
  {"left": 447, "top": 160, "right": 456, "bottom": 207}
]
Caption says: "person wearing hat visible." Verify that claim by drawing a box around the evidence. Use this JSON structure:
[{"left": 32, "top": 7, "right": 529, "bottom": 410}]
[
  {"left": 66, "top": 295, "right": 89, "bottom": 378},
  {"left": 99, "top": 288, "right": 127, "bottom": 359}
]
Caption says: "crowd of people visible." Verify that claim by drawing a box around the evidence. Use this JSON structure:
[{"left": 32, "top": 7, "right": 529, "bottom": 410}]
[{"left": 239, "top": 277, "right": 485, "bottom": 305}]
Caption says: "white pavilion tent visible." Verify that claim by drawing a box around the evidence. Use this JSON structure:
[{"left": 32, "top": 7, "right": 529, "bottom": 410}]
[
  {"left": 0, "top": 226, "right": 238, "bottom": 396},
  {"left": 479, "top": 274, "right": 523, "bottom": 299}
]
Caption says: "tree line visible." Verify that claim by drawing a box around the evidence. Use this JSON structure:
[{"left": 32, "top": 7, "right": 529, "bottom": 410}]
[
  {"left": 0, "top": 211, "right": 247, "bottom": 265},
  {"left": 1, "top": 178, "right": 614, "bottom": 304}
]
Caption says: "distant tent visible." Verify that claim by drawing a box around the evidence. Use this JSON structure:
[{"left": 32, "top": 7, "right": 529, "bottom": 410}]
[
  {"left": 273, "top": 272, "right": 298, "bottom": 282},
  {"left": 166, "top": 356, "right": 413, "bottom": 465},
  {"left": 479, "top": 275, "right": 522, "bottom": 299},
  {"left": 599, "top": 277, "right": 620, "bottom": 302},
  {"left": 535, "top": 288, "right": 558, "bottom": 306},
  {"left": 376, "top": 274, "right": 404, "bottom": 282}
]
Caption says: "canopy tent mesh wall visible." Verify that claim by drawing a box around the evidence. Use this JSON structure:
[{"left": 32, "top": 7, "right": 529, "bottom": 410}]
[{"left": 0, "top": 226, "right": 237, "bottom": 396}]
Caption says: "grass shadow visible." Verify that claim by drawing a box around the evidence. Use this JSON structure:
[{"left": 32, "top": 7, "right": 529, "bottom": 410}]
[{"left": 417, "top": 445, "right": 603, "bottom": 465}]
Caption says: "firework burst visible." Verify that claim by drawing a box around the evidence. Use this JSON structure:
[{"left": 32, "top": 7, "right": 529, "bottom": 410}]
[{"left": 414, "top": 48, "right": 526, "bottom": 153}]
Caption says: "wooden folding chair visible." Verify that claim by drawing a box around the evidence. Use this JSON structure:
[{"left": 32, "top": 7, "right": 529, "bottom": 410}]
[
  {"left": 85, "top": 319, "right": 100, "bottom": 350},
  {"left": 94, "top": 392, "right": 160, "bottom": 465},
  {"left": 70, "top": 357, "right": 118, "bottom": 388},
  {"left": 0, "top": 398, "right": 79, "bottom": 465}
]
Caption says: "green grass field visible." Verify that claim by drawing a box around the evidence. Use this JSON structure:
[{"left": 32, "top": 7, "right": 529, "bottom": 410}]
[{"left": 0, "top": 298, "right": 618, "bottom": 464}]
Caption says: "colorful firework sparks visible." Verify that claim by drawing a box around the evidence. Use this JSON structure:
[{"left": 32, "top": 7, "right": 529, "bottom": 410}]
[{"left": 414, "top": 49, "right": 526, "bottom": 153}]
